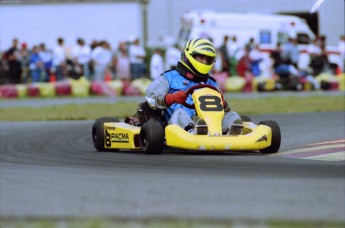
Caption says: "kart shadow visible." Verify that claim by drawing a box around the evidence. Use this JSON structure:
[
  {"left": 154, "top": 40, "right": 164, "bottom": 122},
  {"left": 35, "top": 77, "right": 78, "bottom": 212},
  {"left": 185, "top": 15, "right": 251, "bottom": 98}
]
[
  {"left": 94, "top": 149, "right": 262, "bottom": 156},
  {"left": 164, "top": 149, "right": 262, "bottom": 156}
]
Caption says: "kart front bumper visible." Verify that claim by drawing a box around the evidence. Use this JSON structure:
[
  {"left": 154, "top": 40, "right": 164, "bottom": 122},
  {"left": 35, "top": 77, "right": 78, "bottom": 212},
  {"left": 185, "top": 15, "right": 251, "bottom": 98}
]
[{"left": 165, "top": 124, "right": 272, "bottom": 151}]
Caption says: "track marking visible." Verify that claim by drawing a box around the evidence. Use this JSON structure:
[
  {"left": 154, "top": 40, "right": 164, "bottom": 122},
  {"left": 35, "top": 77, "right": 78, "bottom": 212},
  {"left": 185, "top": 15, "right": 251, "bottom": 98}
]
[
  {"left": 273, "top": 139, "right": 345, "bottom": 161},
  {"left": 302, "top": 152, "right": 345, "bottom": 161},
  {"left": 308, "top": 139, "right": 345, "bottom": 145},
  {"left": 278, "top": 144, "right": 344, "bottom": 155}
]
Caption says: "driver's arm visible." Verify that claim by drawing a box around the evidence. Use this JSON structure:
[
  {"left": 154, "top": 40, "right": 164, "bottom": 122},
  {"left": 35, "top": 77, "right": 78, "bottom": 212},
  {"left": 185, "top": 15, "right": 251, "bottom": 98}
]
[{"left": 145, "top": 76, "right": 170, "bottom": 109}]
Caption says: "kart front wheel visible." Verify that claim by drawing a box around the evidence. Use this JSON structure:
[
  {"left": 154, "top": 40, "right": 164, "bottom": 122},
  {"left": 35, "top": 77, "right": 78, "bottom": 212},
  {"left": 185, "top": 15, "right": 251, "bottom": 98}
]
[
  {"left": 258, "top": 120, "right": 281, "bottom": 154},
  {"left": 92, "top": 117, "right": 119, "bottom": 152},
  {"left": 140, "top": 119, "right": 165, "bottom": 154}
]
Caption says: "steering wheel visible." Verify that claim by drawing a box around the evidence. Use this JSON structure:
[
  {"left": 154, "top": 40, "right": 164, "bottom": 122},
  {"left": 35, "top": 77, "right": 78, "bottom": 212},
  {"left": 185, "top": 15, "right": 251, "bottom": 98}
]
[{"left": 183, "top": 84, "right": 220, "bottom": 109}]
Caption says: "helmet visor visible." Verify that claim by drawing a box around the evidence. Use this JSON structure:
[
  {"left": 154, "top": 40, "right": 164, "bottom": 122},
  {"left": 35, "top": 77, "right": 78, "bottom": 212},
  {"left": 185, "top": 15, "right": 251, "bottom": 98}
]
[{"left": 193, "top": 54, "right": 215, "bottom": 65}]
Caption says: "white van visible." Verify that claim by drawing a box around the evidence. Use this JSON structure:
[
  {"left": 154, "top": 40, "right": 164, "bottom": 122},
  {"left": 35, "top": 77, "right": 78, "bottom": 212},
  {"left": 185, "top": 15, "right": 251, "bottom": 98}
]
[{"left": 178, "top": 10, "right": 315, "bottom": 51}]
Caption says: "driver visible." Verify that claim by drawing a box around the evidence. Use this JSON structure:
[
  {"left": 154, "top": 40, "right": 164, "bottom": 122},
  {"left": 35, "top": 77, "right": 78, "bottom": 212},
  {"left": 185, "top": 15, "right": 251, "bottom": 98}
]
[{"left": 145, "top": 38, "right": 243, "bottom": 135}]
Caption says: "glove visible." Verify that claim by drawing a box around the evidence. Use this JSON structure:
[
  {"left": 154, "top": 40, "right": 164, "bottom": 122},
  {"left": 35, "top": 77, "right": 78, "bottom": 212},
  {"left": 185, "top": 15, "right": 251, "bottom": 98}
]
[{"left": 165, "top": 91, "right": 187, "bottom": 106}]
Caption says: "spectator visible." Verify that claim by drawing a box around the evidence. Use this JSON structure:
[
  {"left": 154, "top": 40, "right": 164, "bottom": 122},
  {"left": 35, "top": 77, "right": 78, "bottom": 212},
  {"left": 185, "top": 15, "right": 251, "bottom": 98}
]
[
  {"left": 71, "top": 38, "right": 91, "bottom": 80},
  {"left": 4, "top": 38, "right": 22, "bottom": 84},
  {"left": 3, "top": 38, "right": 19, "bottom": 60},
  {"left": 39, "top": 43, "right": 52, "bottom": 82},
  {"left": 270, "top": 42, "right": 284, "bottom": 69},
  {"left": 228, "top": 36, "right": 240, "bottom": 58},
  {"left": 0, "top": 53, "right": 7, "bottom": 84},
  {"left": 52, "top": 37, "right": 67, "bottom": 81},
  {"left": 288, "top": 22, "right": 297, "bottom": 40},
  {"left": 70, "top": 38, "right": 82, "bottom": 79},
  {"left": 308, "top": 38, "right": 322, "bottom": 57},
  {"left": 113, "top": 42, "right": 131, "bottom": 81},
  {"left": 228, "top": 36, "right": 241, "bottom": 76},
  {"left": 89, "top": 40, "right": 99, "bottom": 77},
  {"left": 236, "top": 46, "right": 252, "bottom": 77},
  {"left": 272, "top": 43, "right": 296, "bottom": 78},
  {"left": 219, "top": 35, "right": 230, "bottom": 73},
  {"left": 249, "top": 45, "right": 263, "bottom": 76},
  {"left": 282, "top": 37, "right": 299, "bottom": 67},
  {"left": 309, "top": 45, "right": 330, "bottom": 76},
  {"left": 212, "top": 46, "right": 223, "bottom": 73},
  {"left": 90, "top": 40, "right": 98, "bottom": 50},
  {"left": 318, "top": 35, "right": 327, "bottom": 48},
  {"left": 29, "top": 45, "right": 45, "bottom": 83},
  {"left": 245, "top": 37, "right": 256, "bottom": 52},
  {"left": 150, "top": 48, "right": 164, "bottom": 80},
  {"left": 128, "top": 38, "right": 146, "bottom": 79},
  {"left": 19, "top": 42, "right": 30, "bottom": 83},
  {"left": 91, "top": 41, "right": 112, "bottom": 81},
  {"left": 165, "top": 43, "right": 181, "bottom": 70}
]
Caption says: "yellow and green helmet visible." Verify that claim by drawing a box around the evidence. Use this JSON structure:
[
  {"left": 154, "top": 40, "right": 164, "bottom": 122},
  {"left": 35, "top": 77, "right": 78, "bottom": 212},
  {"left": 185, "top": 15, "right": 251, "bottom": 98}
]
[{"left": 180, "top": 38, "right": 216, "bottom": 79}]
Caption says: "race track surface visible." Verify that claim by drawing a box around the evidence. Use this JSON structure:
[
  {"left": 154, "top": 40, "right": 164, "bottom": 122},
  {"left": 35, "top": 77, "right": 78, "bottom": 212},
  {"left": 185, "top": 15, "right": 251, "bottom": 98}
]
[{"left": 0, "top": 111, "right": 344, "bottom": 222}]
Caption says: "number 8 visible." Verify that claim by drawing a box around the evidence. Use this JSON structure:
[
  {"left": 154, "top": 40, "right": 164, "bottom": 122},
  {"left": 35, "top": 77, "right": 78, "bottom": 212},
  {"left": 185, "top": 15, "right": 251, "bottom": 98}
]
[{"left": 198, "top": 95, "right": 223, "bottom": 111}]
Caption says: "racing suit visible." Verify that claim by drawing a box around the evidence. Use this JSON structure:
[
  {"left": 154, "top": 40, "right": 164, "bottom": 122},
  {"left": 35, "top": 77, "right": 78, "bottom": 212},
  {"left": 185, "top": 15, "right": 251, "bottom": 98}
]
[{"left": 145, "top": 63, "right": 242, "bottom": 132}]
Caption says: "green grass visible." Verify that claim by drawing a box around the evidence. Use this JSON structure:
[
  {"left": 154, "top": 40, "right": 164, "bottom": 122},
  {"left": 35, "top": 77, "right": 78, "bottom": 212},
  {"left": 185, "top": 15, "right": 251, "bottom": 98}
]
[
  {"left": 0, "top": 96, "right": 344, "bottom": 121},
  {"left": 1, "top": 218, "right": 344, "bottom": 228}
]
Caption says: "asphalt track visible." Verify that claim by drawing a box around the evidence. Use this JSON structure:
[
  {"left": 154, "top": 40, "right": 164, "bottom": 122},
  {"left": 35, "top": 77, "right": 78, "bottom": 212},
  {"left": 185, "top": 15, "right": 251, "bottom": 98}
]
[{"left": 0, "top": 110, "right": 344, "bottom": 223}]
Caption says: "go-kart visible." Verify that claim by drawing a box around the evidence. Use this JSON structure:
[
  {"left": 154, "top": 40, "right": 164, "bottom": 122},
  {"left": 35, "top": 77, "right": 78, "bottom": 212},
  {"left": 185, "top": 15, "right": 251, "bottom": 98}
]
[{"left": 92, "top": 84, "right": 281, "bottom": 154}]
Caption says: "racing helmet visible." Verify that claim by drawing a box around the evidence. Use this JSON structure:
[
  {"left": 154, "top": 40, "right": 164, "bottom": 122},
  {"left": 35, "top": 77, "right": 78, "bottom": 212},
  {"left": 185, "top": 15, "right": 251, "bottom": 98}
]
[{"left": 181, "top": 38, "right": 216, "bottom": 80}]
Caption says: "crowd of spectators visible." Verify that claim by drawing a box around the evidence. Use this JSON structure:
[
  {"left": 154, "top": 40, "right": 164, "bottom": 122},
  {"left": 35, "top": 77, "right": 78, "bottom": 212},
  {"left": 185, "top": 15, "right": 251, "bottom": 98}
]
[
  {"left": 1, "top": 34, "right": 344, "bottom": 91},
  {"left": 215, "top": 34, "right": 344, "bottom": 90},
  {"left": 0, "top": 36, "right": 179, "bottom": 85}
]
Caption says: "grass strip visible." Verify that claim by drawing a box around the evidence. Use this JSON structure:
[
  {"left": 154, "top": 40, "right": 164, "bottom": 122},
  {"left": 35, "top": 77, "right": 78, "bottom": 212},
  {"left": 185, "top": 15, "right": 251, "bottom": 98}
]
[
  {"left": 1, "top": 217, "right": 344, "bottom": 228},
  {"left": 0, "top": 96, "right": 344, "bottom": 121}
]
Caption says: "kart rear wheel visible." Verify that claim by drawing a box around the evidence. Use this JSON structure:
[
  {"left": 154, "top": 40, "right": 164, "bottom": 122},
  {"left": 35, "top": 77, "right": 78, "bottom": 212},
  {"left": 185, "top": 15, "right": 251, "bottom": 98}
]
[
  {"left": 258, "top": 120, "right": 281, "bottom": 154},
  {"left": 140, "top": 119, "right": 165, "bottom": 154},
  {"left": 92, "top": 117, "right": 119, "bottom": 152}
]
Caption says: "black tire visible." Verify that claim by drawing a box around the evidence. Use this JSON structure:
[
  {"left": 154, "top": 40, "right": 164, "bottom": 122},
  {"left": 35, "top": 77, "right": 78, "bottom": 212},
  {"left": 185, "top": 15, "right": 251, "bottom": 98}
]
[
  {"left": 140, "top": 119, "right": 165, "bottom": 154},
  {"left": 258, "top": 120, "right": 281, "bottom": 154},
  {"left": 240, "top": 115, "right": 252, "bottom": 122},
  {"left": 92, "top": 117, "right": 119, "bottom": 152}
]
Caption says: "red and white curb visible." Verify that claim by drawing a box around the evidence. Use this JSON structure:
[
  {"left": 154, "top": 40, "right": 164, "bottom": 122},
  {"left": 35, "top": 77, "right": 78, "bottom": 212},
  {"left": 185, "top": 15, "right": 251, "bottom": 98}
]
[{"left": 272, "top": 139, "right": 345, "bottom": 161}]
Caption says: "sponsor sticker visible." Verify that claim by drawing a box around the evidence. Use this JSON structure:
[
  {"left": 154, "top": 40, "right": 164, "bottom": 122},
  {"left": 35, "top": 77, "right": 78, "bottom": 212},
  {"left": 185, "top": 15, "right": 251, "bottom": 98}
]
[
  {"left": 111, "top": 132, "right": 129, "bottom": 143},
  {"left": 104, "top": 130, "right": 129, "bottom": 147}
]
